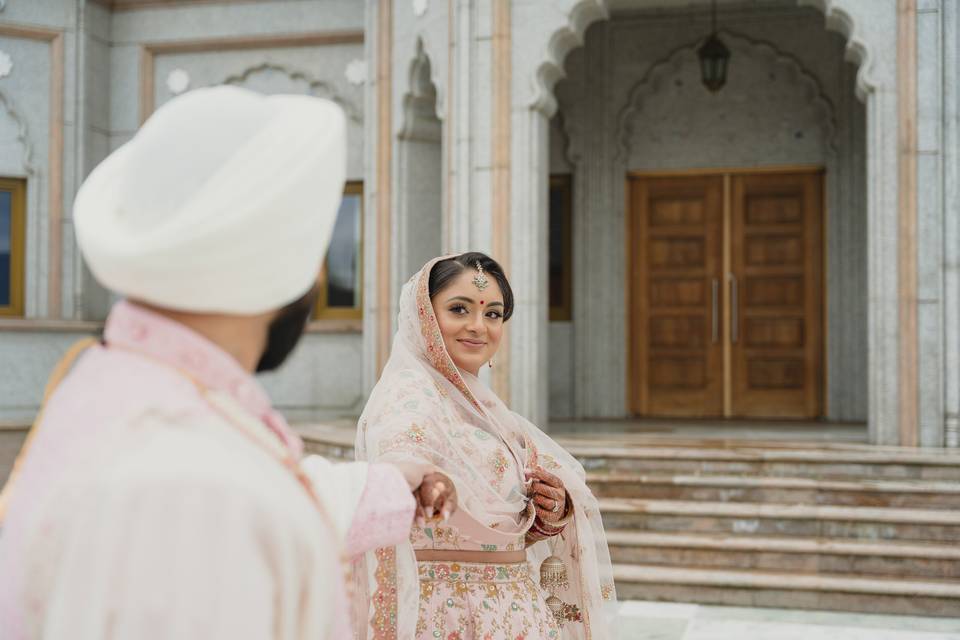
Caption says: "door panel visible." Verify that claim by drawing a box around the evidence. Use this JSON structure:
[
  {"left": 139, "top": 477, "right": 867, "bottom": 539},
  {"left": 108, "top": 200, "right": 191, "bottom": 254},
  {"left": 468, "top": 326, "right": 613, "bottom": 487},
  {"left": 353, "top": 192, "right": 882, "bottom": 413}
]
[
  {"left": 630, "top": 176, "right": 724, "bottom": 417},
  {"left": 730, "top": 172, "right": 822, "bottom": 418},
  {"left": 629, "top": 170, "right": 823, "bottom": 420}
]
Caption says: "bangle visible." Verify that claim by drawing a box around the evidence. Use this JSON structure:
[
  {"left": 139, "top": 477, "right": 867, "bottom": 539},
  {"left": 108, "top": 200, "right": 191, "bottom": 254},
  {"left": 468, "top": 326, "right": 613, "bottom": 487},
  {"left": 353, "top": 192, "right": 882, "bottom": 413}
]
[
  {"left": 526, "top": 528, "right": 549, "bottom": 543},
  {"left": 531, "top": 518, "right": 565, "bottom": 539}
]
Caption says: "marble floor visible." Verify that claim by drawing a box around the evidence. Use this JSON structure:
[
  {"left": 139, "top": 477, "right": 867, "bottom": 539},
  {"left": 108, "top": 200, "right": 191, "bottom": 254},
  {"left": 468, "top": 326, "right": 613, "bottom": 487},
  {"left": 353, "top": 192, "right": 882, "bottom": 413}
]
[{"left": 615, "top": 601, "right": 960, "bottom": 640}]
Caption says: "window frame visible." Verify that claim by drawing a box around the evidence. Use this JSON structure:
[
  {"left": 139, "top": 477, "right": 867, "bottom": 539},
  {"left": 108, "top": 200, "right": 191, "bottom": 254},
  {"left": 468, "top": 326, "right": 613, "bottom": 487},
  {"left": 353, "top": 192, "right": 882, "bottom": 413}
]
[
  {"left": 313, "top": 180, "right": 364, "bottom": 322},
  {"left": 0, "top": 177, "right": 26, "bottom": 318},
  {"left": 549, "top": 173, "right": 573, "bottom": 322}
]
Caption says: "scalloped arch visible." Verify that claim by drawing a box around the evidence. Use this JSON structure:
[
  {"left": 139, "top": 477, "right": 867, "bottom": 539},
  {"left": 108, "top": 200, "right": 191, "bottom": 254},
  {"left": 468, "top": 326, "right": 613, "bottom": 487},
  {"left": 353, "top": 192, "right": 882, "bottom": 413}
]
[
  {"left": 532, "top": 0, "right": 874, "bottom": 115},
  {"left": 221, "top": 63, "right": 362, "bottom": 123},
  {"left": 797, "top": 0, "right": 875, "bottom": 100},
  {"left": 531, "top": 0, "right": 609, "bottom": 117},
  {"left": 612, "top": 30, "right": 839, "bottom": 162},
  {"left": 0, "top": 91, "right": 35, "bottom": 174}
]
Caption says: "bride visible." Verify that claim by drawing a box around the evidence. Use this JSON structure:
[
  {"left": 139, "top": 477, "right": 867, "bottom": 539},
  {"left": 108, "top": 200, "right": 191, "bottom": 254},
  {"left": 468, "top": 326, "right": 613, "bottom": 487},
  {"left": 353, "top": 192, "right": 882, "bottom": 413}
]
[{"left": 352, "top": 252, "right": 616, "bottom": 639}]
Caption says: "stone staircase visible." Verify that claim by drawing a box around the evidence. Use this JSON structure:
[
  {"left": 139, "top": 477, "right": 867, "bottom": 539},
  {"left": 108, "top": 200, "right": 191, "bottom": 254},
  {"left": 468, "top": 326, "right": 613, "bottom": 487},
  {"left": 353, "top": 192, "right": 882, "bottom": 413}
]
[
  {"left": 298, "top": 424, "right": 960, "bottom": 616},
  {"left": 573, "top": 440, "right": 960, "bottom": 617}
]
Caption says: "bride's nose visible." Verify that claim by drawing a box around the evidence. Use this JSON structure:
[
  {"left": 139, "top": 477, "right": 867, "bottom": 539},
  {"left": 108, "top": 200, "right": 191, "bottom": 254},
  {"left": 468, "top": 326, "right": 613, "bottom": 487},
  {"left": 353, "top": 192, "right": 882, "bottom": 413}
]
[{"left": 466, "top": 312, "right": 484, "bottom": 333}]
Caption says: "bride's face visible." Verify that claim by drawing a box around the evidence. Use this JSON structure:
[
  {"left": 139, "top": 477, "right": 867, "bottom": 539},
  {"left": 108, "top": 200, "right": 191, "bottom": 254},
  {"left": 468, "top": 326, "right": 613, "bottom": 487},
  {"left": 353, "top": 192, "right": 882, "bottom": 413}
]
[{"left": 431, "top": 269, "right": 505, "bottom": 376}]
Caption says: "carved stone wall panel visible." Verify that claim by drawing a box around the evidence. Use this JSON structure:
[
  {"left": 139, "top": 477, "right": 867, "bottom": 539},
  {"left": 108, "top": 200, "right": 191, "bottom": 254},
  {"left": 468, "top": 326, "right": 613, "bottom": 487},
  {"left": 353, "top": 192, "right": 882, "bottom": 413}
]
[{"left": 151, "top": 45, "right": 365, "bottom": 178}]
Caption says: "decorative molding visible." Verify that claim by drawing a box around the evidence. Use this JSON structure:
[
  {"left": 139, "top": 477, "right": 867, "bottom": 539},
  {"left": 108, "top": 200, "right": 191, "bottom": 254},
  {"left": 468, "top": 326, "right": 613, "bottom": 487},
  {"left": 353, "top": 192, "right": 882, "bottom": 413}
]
[
  {"left": 138, "top": 30, "right": 364, "bottom": 124},
  {"left": 345, "top": 58, "right": 367, "bottom": 86},
  {"left": 0, "top": 51, "right": 11, "bottom": 78},
  {"left": 375, "top": 0, "right": 393, "bottom": 373},
  {"left": 0, "top": 24, "right": 64, "bottom": 319},
  {"left": 897, "top": 0, "right": 918, "bottom": 446},
  {"left": 47, "top": 32, "right": 64, "bottom": 319},
  {"left": 92, "top": 0, "right": 267, "bottom": 10},
  {"left": 221, "top": 63, "right": 362, "bottom": 123},
  {"left": 306, "top": 319, "right": 362, "bottom": 334},
  {"left": 611, "top": 30, "right": 839, "bottom": 163},
  {"left": 531, "top": 0, "right": 608, "bottom": 117},
  {"left": 0, "top": 319, "right": 102, "bottom": 332},
  {"left": 413, "top": 0, "right": 428, "bottom": 18},
  {"left": 0, "top": 91, "right": 36, "bottom": 173},
  {"left": 165, "top": 68, "right": 190, "bottom": 94}
]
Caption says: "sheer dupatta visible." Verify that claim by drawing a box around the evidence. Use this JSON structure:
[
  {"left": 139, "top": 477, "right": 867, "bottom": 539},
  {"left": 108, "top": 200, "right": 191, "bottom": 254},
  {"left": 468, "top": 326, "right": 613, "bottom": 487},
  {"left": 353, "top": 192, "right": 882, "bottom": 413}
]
[{"left": 353, "top": 257, "right": 617, "bottom": 639}]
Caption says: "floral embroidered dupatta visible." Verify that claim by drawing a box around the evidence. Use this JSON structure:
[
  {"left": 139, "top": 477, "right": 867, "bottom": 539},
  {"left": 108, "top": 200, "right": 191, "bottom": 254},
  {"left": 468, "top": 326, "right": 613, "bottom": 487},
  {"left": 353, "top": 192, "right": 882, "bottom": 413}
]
[{"left": 353, "top": 257, "right": 617, "bottom": 639}]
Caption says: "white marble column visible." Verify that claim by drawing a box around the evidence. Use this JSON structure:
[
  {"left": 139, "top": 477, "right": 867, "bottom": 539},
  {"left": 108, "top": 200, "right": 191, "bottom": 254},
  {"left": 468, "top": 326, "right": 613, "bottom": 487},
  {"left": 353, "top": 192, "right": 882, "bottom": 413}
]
[
  {"left": 942, "top": 0, "right": 960, "bottom": 448},
  {"left": 916, "top": 0, "right": 946, "bottom": 447},
  {"left": 507, "top": 108, "right": 550, "bottom": 425}
]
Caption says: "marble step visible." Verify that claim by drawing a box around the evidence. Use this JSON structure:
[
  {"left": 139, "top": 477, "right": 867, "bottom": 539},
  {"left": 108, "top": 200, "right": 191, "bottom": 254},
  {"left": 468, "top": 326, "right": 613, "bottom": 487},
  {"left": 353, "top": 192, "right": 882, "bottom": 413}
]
[
  {"left": 598, "top": 498, "right": 960, "bottom": 543},
  {"left": 605, "top": 530, "right": 960, "bottom": 580},
  {"left": 611, "top": 564, "right": 960, "bottom": 617},
  {"left": 587, "top": 473, "right": 960, "bottom": 509},
  {"left": 298, "top": 424, "right": 960, "bottom": 481},
  {"left": 569, "top": 444, "right": 960, "bottom": 481}
]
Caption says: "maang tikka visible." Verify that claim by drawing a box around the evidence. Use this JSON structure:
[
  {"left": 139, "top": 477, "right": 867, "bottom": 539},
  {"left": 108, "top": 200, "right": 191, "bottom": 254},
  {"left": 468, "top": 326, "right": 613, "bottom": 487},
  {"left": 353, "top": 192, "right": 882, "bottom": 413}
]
[{"left": 472, "top": 261, "right": 490, "bottom": 291}]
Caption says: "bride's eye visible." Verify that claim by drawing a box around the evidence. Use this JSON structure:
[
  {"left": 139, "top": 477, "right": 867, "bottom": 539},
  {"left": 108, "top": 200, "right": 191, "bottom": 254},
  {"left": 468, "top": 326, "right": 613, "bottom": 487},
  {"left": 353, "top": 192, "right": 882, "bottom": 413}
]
[{"left": 449, "top": 304, "right": 468, "bottom": 315}]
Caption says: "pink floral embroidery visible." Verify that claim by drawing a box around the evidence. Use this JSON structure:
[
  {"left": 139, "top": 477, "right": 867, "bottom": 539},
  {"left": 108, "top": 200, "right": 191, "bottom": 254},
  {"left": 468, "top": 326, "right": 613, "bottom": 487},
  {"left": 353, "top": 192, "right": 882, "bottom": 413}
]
[
  {"left": 415, "top": 261, "right": 485, "bottom": 414},
  {"left": 489, "top": 450, "right": 508, "bottom": 483},
  {"left": 406, "top": 424, "right": 426, "bottom": 443},
  {"left": 372, "top": 547, "right": 398, "bottom": 639}
]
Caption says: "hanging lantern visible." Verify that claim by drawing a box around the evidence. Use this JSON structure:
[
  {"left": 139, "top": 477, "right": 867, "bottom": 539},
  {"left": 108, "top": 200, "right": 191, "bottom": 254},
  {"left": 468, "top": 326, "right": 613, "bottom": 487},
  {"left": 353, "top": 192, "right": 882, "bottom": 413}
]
[{"left": 698, "top": 0, "right": 730, "bottom": 93}]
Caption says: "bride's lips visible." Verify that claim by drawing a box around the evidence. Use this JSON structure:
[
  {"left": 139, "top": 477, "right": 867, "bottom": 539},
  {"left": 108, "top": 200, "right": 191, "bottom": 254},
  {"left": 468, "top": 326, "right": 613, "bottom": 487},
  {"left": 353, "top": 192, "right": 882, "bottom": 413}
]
[{"left": 457, "top": 338, "right": 487, "bottom": 349}]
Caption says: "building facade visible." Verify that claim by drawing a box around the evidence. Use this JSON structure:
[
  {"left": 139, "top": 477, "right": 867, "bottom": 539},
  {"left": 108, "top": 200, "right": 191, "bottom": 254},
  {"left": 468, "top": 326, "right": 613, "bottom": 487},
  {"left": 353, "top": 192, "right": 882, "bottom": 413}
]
[{"left": 0, "top": 0, "right": 956, "bottom": 450}]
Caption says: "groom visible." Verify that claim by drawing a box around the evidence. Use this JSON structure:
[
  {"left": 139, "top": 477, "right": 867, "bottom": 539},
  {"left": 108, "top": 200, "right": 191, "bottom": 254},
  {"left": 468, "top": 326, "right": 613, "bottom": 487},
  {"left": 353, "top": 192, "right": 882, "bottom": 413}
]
[{"left": 0, "top": 86, "right": 453, "bottom": 639}]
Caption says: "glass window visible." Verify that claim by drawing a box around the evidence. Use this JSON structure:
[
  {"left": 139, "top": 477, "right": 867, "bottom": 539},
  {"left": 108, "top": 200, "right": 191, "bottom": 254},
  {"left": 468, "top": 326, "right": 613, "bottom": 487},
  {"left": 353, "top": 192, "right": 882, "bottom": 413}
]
[
  {"left": 0, "top": 178, "right": 25, "bottom": 317},
  {"left": 549, "top": 174, "right": 572, "bottom": 321},
  {"left": 315, "top": 181, "right": 363, "bottom": 320}
]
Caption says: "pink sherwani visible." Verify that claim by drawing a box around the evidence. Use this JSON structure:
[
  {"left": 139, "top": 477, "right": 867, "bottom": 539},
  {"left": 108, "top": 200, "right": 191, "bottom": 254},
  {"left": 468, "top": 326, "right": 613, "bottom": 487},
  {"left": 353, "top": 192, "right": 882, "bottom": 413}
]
[{"left": 0, "top": 301, "right": 414, "bottom": 639}]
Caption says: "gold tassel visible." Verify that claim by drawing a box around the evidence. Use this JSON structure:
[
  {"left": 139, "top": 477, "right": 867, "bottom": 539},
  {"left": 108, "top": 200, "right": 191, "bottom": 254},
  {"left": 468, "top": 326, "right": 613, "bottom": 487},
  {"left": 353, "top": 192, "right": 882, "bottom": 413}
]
[{"left": 539, "top": 554, "right": 570, "bottom": 627}]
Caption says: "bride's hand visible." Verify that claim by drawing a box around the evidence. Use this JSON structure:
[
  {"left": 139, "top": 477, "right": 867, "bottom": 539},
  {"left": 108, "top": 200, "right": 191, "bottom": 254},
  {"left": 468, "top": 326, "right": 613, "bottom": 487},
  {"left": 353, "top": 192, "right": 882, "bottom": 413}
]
[
  {"left": 526, "top": 467, "right": 568, "bottom": 524},
  {"left": 414, "top": 472, "right": 458, "bottom": 525}
]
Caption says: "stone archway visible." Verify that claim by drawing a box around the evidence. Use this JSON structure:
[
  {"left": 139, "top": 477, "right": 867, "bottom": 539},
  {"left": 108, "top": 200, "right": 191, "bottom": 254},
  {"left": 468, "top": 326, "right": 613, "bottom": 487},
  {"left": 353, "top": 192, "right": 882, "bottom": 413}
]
[{"left": 510, "top": 0, "right": 905, "bottom": 443}]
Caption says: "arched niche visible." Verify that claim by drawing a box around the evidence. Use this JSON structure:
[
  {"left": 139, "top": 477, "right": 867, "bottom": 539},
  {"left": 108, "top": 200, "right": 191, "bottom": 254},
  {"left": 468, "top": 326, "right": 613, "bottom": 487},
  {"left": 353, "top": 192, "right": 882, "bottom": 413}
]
[{"left": 394, "top": 39, "right": 443, "bottom": 288}]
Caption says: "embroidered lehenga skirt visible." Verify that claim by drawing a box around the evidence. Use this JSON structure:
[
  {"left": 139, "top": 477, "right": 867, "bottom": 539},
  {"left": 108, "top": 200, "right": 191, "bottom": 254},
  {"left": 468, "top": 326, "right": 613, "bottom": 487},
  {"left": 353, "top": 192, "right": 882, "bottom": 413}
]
[{"left": 415, "top": 560, "right": 560, "bottom": 640}]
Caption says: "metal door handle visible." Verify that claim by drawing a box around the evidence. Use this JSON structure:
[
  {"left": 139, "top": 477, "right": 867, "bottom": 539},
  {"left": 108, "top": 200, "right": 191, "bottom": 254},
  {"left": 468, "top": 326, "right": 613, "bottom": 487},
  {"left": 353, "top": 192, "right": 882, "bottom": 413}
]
[
  {"left": 729, "top": 274, "right": 739, "bottom": 344},
  {"left": 711, "top": 278, "right": 719, "bottom": 343}
]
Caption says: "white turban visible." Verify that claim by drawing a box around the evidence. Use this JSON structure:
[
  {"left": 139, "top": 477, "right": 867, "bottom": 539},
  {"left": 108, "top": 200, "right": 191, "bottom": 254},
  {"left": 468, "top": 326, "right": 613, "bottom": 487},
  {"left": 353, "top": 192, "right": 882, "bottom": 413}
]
[{"left": 74, "top": 85, "right": 347, "bottom": 315}]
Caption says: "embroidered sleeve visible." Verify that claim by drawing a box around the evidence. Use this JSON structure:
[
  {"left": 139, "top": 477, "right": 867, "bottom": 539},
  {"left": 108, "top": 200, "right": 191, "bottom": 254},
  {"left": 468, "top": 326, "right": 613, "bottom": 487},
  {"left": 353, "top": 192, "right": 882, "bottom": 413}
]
[{"left": 343, "top": 463, "right": 416, "bottom": 557}]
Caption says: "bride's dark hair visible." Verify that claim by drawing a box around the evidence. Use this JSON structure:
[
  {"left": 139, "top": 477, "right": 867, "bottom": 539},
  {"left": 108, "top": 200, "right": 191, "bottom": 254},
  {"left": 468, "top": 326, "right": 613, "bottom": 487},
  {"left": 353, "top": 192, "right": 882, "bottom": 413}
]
[{"left": 428, "top": 252, "right": 515, "bottom": 321}]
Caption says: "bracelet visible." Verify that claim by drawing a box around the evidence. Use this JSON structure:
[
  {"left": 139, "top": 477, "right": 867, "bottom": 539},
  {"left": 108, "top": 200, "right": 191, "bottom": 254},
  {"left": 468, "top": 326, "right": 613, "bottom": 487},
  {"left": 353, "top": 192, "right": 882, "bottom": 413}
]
[
  {"left": 525, "top": 528, "right": 550, "bottom": 543},
  {"left": 531, "top": 518, "right": 565, "bottom": 539}
]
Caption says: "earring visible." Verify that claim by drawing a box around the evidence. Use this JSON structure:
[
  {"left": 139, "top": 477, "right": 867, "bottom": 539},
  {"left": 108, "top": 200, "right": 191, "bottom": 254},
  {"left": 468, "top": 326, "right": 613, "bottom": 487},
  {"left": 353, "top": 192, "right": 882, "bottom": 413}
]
[{"left": 488, "top": 359, "right": 494, "bottom": 368}]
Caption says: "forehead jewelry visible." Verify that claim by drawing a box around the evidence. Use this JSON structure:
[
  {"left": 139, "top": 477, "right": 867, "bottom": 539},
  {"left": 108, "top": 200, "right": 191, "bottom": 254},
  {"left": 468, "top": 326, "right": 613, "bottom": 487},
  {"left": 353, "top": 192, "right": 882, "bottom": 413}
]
[{"left": 472, "top": 261, "right": 490, "bottom": 291}]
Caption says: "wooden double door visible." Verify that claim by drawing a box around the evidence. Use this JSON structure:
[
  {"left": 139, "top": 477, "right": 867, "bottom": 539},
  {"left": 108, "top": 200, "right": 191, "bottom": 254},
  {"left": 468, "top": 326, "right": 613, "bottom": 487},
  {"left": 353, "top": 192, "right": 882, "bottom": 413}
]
[{"left": 628, "top": 170, "right": 823, "bottom": 419}]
